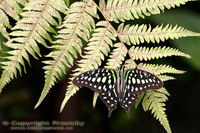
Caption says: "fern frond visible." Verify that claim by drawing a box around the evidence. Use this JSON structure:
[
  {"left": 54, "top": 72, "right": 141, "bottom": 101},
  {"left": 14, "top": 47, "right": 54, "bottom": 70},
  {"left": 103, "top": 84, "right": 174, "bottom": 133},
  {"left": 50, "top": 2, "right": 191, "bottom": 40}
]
[
  {"left": 0, "top": 0, "right": 27, "bottom": 39},
  {"left": 129, "top": 46, "right": 191, "bottom": 61},
  {"left": 60, "top": 21, "right": 117, "bottom": 112},
  {"left": 124, "top": 59, "right": 137, "bottom": 69},
  {"left": 137, "top": 63, "right": 186, "bottom": 75},
  {"left": 118, "top": 24, "right": 200, "bottom": 45},
  {"left": 134, "top": 92, "right": 145, "bottom": 109},
  {"left": 0, "top": 23, "right": 10, "bottom": 40},
  {"left": 101, "top": 0, "right": 196, "bottom": 23},
  {"left": 91, "top": 33, "right": 130, "bottom": 107},
  {"left": 106, "top": 43, "right": 128, "bottom": 69},
  {"left": 136, "top": 86, "right": 170, "bottom": 110},
  {"left": 93, "top": 92, "right": 99, "bottom": 108},
  {"left": 142, "top": 89, "right": 171, "bottom": 133},
  {"left": 0, "top": 0, "right": 67, "bottom": 94},
  {"left": 35, "top": 0, "right": 97, "bottom": 108},
  {"left": 158, "top": 75, "right": 176, "bottom": 81},
  {"left": 157, "top": 87, "right": 170, "bottom": 96}
]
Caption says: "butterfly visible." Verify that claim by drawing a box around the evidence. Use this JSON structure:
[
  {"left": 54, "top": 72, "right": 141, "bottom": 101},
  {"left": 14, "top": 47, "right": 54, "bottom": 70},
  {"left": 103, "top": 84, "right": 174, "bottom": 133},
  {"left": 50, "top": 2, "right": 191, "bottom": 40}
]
[{"left": 72, "top": 67, "right": 163, "bottom": 117}]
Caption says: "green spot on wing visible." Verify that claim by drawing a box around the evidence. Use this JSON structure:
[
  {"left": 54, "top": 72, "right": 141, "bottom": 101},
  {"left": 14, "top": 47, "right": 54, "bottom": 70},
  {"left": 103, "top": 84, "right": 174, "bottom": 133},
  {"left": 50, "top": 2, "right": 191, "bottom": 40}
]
[
  {"left": 97, "top": 77, "right": 101, "bottom": 82},
  {"left": 132, "top": 77, "right": 136, "bottom": 84},
  {"left": 102, "top": 76, "right": 107, "bottom": 83},
  {"left": 111, "top": 70, "right": 117, "bottom": 83},
  {"left": 125, "top": 70, "right": 131, "bottom": 81}
]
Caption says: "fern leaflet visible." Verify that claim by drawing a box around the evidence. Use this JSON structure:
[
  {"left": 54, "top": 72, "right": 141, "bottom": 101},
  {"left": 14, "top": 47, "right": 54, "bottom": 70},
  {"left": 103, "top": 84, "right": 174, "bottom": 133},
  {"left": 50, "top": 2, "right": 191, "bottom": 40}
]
[
  {"left": 118, "top": 24, "right": 200, "bottom": 45},
  {"left": 60, "top": 21, "right": 117, "bottom": 112},
  {"left": 137, "top": 63, "right": 186, "bottom": 75},
  {"left": 93, "top": 92, "right": 99, "bottom": 108},
  {"left": 35, "top": 0, "right": 98, "bottom": 108},
  {"left": 0, "top": 0, "right": 67, "bottom": 93},
  {"left": 0, "top": 0, "right": 27, "bottom": 39},
  {"left": 129, "top": 46, "right": 191, "bottom": 61},
  {"left": 101, "top": 0, "right": 196, "bottom": 23},
  {"left": 106, "top": 43, "right": 128, "bottom": 69},
  {"left": 142, "top": 89, "right": 171, "bottom": 133}
]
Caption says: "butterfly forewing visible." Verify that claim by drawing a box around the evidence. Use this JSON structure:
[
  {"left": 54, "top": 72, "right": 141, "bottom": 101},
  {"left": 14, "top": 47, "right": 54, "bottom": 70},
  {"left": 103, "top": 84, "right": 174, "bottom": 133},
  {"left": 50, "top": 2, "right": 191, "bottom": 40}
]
[
  {"left": 72, "top": 68, "right": 118, "bottom": 93},
  {"left": 124, "top": 69, "right": 163, "bottom": 95}
]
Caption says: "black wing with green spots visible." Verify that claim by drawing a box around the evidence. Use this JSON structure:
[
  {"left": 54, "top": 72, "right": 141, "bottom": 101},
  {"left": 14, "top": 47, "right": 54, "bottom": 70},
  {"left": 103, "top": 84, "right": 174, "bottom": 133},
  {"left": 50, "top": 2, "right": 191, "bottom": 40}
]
[{"left": 73, "top": 68, "right": 163, "bottom": 117}]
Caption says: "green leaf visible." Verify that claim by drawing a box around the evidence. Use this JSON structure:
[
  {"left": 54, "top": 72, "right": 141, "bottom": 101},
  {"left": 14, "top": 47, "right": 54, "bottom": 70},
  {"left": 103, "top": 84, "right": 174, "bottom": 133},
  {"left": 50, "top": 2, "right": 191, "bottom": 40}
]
[
  {"left": 0, "top": 0, "right": 28, "bottom": 40},
  {"left": 0, "top": 1, "right": 199, "bottom": 132},
  {"left": 0, "top": 0, "right": 68, "bottom": 94},
  {"left": 60, "top": 20, "right": 117, "bottom": 112},
  {"left": 129, "top": 46, "right": 191, "bottom": 61},
  {"left": 149, "top": 9, "right": 200, "bottom": 72},
  {"left": 106, "top": 43, "right": 128, "bottom": 69},
  {"left": 119, "top": 24, "right": 200, "bottom": 45},
  {"left": 93, "top": 92, "right": 99, "bottom": 108},
  {"left": 134, "top": 92, "right": 145, "bottom": 109},
  {"left": 142, "top": 89, "right": 171, "bottom": 133},
  {"left": 35, "top": 0, "right": 97, "bottom": 108},
  {"left": 137, "top": 63, "right": 186, "bottom": 75},
  {"left": 100, "top": 0, "right": 195, "bottom": 23}
]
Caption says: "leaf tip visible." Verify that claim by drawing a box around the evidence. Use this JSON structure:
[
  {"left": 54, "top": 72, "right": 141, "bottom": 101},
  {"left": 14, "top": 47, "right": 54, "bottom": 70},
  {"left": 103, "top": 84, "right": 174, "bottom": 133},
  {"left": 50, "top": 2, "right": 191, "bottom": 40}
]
[
  {"left": 188, "top": 55, "right": 192, "bottom": 59},
  {"left": 60, "top": 104, "right": 64, "bottom": 113},
  {"left": 34, "top": 101, "right": 41, "bottom": 109}
]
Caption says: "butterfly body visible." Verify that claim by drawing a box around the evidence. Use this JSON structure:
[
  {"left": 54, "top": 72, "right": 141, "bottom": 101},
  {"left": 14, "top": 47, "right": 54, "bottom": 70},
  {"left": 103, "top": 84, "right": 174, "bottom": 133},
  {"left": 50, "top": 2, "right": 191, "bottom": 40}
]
[
  {"left": 72, "top": 68, "right": 163, "bottom": 117},
  {"left": 116, "top": 68, "right": 125, "bottom": 100}
]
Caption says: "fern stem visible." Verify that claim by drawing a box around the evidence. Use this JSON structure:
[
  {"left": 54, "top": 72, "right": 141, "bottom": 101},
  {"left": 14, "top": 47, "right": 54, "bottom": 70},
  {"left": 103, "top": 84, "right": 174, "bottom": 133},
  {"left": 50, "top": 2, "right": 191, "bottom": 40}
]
[{"left": 92, "top": 0, "right": 137, "bottom": 67}]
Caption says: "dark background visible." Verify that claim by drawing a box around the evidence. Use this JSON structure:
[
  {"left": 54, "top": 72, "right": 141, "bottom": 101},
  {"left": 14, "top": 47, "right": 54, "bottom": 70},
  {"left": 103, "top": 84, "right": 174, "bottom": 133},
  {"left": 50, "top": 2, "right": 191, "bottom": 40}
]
[{"left": 0, "top": 1, "right": 200, "bottom": 133}]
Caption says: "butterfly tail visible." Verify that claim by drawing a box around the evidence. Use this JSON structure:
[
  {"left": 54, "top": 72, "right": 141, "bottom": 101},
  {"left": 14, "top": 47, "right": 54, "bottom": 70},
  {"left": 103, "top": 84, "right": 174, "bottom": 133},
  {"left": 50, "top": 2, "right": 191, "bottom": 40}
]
[
  {"left": 108, "top": 107, "right": 116, "bottom": 117},
  {"left": 125, "top": 108, "right": 130, "bottom": 118},
  {"left": 108, "top": 108, "right": 113, "bottom": 117}
]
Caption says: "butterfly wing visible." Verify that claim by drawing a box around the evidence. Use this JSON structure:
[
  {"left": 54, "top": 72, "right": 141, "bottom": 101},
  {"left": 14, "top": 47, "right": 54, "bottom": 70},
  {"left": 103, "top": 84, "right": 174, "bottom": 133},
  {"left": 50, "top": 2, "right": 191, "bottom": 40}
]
[
  {"left": 119, "top": 91, "right": 138, "bottom": 118},
  {"left": 98, "top": 89, "right": 118, "bottom": 117},
  {"left": 119, "top": 69, "right": 163, "bottom": 117},
  {"left": 124, "top": 69, "right": 163, "bottom": 95},
  {"left": 72, "top": 68, "right": 119, "bottom": 117}
]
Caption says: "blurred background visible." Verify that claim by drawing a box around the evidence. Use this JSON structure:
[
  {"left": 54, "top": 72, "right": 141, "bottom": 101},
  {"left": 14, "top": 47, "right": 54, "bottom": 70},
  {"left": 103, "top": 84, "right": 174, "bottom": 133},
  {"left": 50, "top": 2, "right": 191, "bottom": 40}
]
[{"left": 0, "top": 1, "right": 200, "bottom": 133}]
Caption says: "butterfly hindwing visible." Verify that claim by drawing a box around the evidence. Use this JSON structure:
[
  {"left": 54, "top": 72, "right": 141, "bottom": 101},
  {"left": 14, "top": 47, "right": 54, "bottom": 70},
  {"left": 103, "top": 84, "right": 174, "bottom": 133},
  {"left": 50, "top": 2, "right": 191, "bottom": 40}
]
[
  {"left": 124, "top": 69, "right": 163, "bottom": 95},
  {"left": 99, "top": 88, "right": 118, "bottom": 117},
  {"left": 119, "top": 89, "right": 138, "bottom": 118},
  {"left": 72, "top": 68, "right": 119, "bottom": 117}
]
